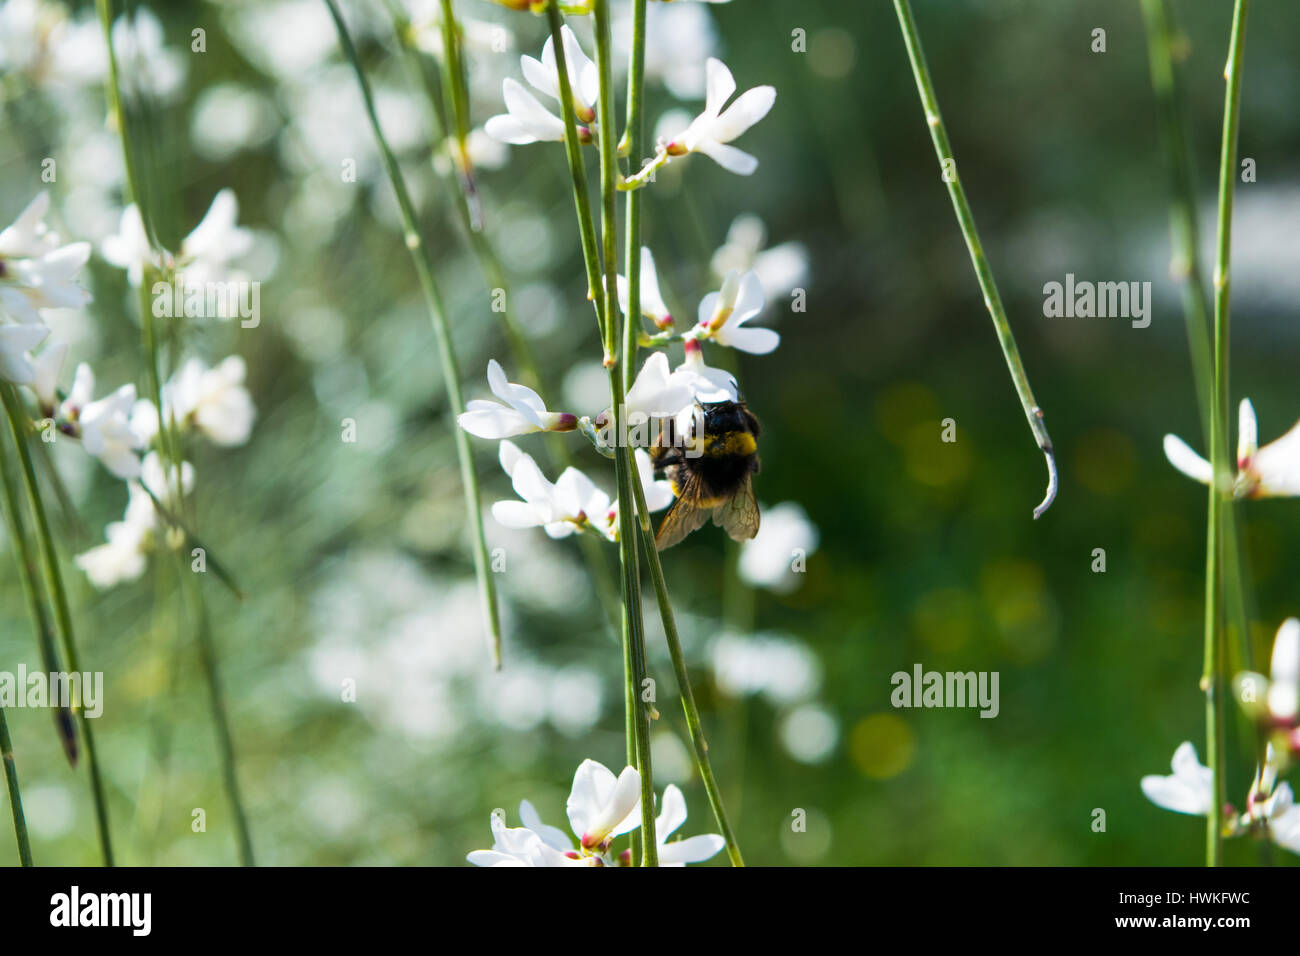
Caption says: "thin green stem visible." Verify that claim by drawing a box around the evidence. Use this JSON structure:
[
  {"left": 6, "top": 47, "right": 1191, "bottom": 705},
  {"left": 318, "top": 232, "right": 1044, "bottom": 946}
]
[
  {"left": 95, "top": 0, "right": 157, "bottom": 248},
  {"left": 0, "top": 426, "right": 76, "bottom": 764},
  {"left": 325, "top": 0, "right": 502, "bottom": 667},
  {"left": 545, "top": 0, "right": 609, "bottom": 349},
  {"left": 631, "top": 477, "right": 744, "bottom": 866},
  {"left": 0, "top": 707, "right": 33, "bottom": 866},
  {"left": 594, "top": 0, "right": 656, "bottom": 866},
  {"left": 1, "top": 385, "right": 114, "bottom": 865},
  {"left": 622, "top": 0, "right": 647, "bottom": 392},
  {"left": 183, "top": 571, "right": 255, "bottom": 865},
  {"left": 1204, "top": 0, "right": 1250, "bottom": 868},
  {"left": 892, "top": 0, "right": 1057, "bottom": 519}
]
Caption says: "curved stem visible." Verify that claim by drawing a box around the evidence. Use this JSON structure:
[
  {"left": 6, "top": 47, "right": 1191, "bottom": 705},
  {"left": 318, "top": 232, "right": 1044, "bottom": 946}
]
[
  {"left": 325, "top": 0, "right": 502, "bottom": 667},
  {"left": 892, "top": 0, "right": 1057, "bottom": 519},
  {"left": 1203, "top": 0, "right": 1250, "bottom": 868}
]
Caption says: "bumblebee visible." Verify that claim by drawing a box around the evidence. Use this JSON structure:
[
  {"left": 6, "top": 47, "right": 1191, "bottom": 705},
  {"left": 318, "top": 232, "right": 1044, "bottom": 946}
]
[{"left": 651, "top": 400, "right": 761, "bottom": 550}]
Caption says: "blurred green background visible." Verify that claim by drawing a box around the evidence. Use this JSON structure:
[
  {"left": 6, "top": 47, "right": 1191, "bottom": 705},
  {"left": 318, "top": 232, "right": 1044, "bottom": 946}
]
[{"left": 1, "top": 0, "right": 1299, "bottom": 865}]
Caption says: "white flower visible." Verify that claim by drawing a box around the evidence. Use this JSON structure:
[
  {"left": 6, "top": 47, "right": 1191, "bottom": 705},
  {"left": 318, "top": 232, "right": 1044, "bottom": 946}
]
[
  {"left": 567, "top": 759, "right": 641, "bottom": 850},
  {"left": 0, "top": 192, "right": 93, "bottom": 324},
  {"left": 28, "top": 341, "right": 66, "bottom": 412},
  {"left": 160, "top": 355, "right": 255, "bottom": 447},
  {"left": 1261, "top": 783, "right": 1300, "bottom": 855},
  {"left": 1141, "top": 741, "right": 1213, "bottom": 816},
  {"left": 616, "top": 247, "right": 674, "bottom": 331},
  {"left": 664, "top": 58, "right": 775, "bottom": 175},
  {"left": 61, "top": 363, "right": 147, "bottom": 479},
  {"left": 49, "top": 9, "right": 185, "bottom": 101},
  {"left": 458, "top": 359, "right": 577, "bottom": 439},
  {"left": 74, "top": 451, "right": 193, "bottom": 589},
  {"left": 465, "top": 812, "right": 586, "bottom": 868},
  {"left": 655, "top": 784, "right": 724, "bottom": 866},
  {"left": 485, "top": 26, "right": 598, "bottom": 145},
  {"left": 0, "top": 322, "right": 49, "bottom": 384},
  {"left": 636, "top": 449, "right": 675, "bottom": 513},
  {"left": 622, "top": 351, "right": 695, "bottom": 421},
  {"left": 102, "top": 189, "right": 253, "bottom": 288},
  {"left": 1164, "top": 399, "right": 1300, "bottom": 498},
  {"left": 491, "top": 441, "right": 612, "bottom": 539},
  {"left": 1269, "top": 619, "right": 1300, "bottom": 723},
  {"left": 739, "top": 501, "right": 819, "bottom": 592},
  {"left": 692, "top": 269, "right": 779, "bottom": 354},
  {"left": 674, "top": 339, "right": 737, "bottom": 404},
  {"left": 711, "top": 214, "right": 808, "bottom": 298}
]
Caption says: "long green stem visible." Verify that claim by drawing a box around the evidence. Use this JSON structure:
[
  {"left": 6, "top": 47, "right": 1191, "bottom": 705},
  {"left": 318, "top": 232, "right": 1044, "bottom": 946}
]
[
  {"left": 1, "top": 385, "right": 114, "bottom": 865},
  {"left": 0, "top": 426, "right": 76, "bottom": 764},
  {"left": 325, "top": 0, "right": 502, "bottom": 667},
  {"left": 0, "top": 707, "right": 33, "bottom": 866},
  {"left": 184, "top": 572, "right": 255, "bottom": 865},
  {"left": 593, "top": 0, "right": 656, "bottom": 865},
  {"left": 892, "top": 0, "right": 1057, "bottom": 519},
  {"left": 545, "top": 1, "right": 609, "bottom": 347},
  {"left": 621, "top": 0, "right": 647, "bottom": 393},
  {"left": 631, "top": 477, "right": 744, "bottom": 865},
  {"left": 1204, "top": 0, "right": 1250, "bottom": 868}
]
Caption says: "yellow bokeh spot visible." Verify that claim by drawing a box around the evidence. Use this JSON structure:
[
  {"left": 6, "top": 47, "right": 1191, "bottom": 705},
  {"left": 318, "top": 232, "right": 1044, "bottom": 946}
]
[
  {"left": 1071, "top": 428, "right": 1137, "bottom": 495},
  {"left": 874, "top": 382, "right": 939, "bottom": 446},
  {"left": 904, "top": 421, "right": 972, "bottom": 488},
  {"left": 849, "top": 713, "right": 915, "bottom": 780}
]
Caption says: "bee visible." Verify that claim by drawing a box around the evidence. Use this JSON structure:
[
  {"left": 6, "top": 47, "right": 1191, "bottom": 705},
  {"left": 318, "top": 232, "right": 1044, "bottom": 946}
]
[{"left": 651, "top": 400, "right": 761, "bottom": 550}]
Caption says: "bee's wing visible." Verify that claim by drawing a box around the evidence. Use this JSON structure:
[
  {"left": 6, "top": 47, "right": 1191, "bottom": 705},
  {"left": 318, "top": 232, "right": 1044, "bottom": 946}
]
[
  {"left": 712, "top": 475, "right": 760, "bottom": 542},
  {"left": 654, "top": 473, "right": 712, "bottom": 551}
]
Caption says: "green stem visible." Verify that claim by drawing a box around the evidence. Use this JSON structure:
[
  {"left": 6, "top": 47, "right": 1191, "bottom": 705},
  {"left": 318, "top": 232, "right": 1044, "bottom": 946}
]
[
  {"left": 631, "top": 477, "right": 744, "bottom": 866},
  {"left": 184, "top": 572, "right": 255, "bottom": 865},
  {"left": 0, "top": 425, "right": 76, "bottom": 764},
  {"left": 622, "top": 0, "right": 647, "bottom": 392},
  {"left": 892, "top": 0, "right": 1057, "bottom": 519},
  {"left": 593, "top": 0, "right": 656, "bottom": 866},
  {"left": 1203, "top": 0, "right": 1250, "bottom": 868},
  {"left": 325, "top": 0, "right": 502, "bottom": 668},
  {"left": 0, "top": 707, "right": 33, "bottom": 866},
  {"left": 1, "top": 385, "right": 114, "bottom": 865},
  {"left": 545, "top": 0, "right": 609, "bottom": 348}
]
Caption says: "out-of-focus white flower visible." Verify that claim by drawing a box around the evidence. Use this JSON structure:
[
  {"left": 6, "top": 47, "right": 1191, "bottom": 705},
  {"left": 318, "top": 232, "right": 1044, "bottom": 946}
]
[
  {"left": 48, "top": 9, "right": 185, "bottom": 101},
  {"left": 1164, "top": 399, "right": 1300, "bottom": 499},
  {"left": 663, "top": 58, "right": 775, "bottom": 175},
  {"left": 0, "top": 322, "right": 50, "bottom": 384},
  {"left": 60, "top": 363, "right": 147, "bottom": 479},
  {"left": 138, "top": 355, "right": 255, "bottom": 447},
  {"left": 691, "top": 268, "right": 779, "bottom": 354},
  {"left": 1234, "top": 618, "right": 1300, "bottom": 734},
  {"left": 655, "top": 784, "right": 724, "bottom": 867},
  {"left": 709, "top": 632, "right": 822, "bottom": 705},
  {"left": 75, "top": 451, "right": 193, "bottom": 589},
  {"left": 102, "top": 189, "right": 253, "bottom": 288},
  {"left": 711, "top": 214, "right": 809, "bottom": 299},
  {"left": 636, "top": 448, "right": 675, "bottom": 513},
  {"left": 28, "top": 341, "right": 66, "bottom": 411},
  {"left": 1141, "top": 741, "right": 1213, "bottom": 816},
  {"left": 0, "top": 192, "right": 93, "bottom": 324},
  {"left": 491, "top": 440, "right": 612, "bottom": 539},
  {"left": 485, "top": 25, "right": 597, "bottom": 145},
  {"left": 739, "top": 501, "right": 819, "bottom": 592},
  {"left": 458, "top": 360, "right": 578, "bottom": 439},
  {"left": 636, "top": 1, "right": 721, "bottom": 100},
  {"left": 617, "top": 247, "right": 674, "bottom": 331},
  {"left": 0, "top": 0, "right": 66, "bottom": 76}
]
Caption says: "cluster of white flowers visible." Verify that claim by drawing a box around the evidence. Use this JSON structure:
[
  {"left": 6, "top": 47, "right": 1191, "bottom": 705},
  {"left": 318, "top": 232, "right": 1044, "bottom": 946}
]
[
  {"left": 0, "top": 187, "right": 257, "bottom": 590},
  {"left": 1143, "top": 620, "right": 1300, "bottom": 854},
  {"left": 468, "top": 758, "right": 724, "bottom": 866}
]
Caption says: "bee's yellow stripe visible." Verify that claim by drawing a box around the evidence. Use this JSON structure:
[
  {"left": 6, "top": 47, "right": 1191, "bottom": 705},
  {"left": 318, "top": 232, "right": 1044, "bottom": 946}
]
[{"left": 702, "top": 431, "right": 757, "bottom": 456}]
